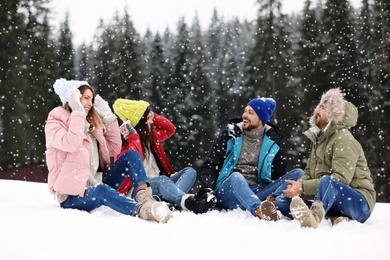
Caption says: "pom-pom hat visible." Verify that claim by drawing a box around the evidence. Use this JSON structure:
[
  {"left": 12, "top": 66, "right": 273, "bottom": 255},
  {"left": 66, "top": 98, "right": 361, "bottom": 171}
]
[
  {"left": 247, "top": 98, "right": 276, "bottom": 124},
  {"left": 113, "top": 99, "right": 150, "bottom": 127},
  {"left": 53, "top": 78, "right": 90, "bottom": 106}
]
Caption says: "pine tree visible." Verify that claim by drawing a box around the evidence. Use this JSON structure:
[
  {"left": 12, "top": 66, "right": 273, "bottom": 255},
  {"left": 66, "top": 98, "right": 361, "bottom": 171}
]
[
  {"left": 293, "top": 0, "right": 326, "bottom": 168},
  {"left": 369, "top": 0, "right": 390, "bottom": 201},
  {"left": 76, "top": 42, "right": 93, "bottom": 80},
  {"left": 22, "top": 0, "right": 57, "bottom": 164},
  {"left": 224, "top": 19, "right": 256, "bottom": 119},
  {"left": 204, "top": 9, "right": 227, "bottom": 129},
  {"left": 0, "top": 0, "right": 28, "bottom": 167},
  {"left": 92, "top": 11, "right": 143, "bottom": 103},
  {"left": 239, "top": 20, "right": 258, "bottom": 117},
  {"left": 218, "top": 19, "right": 240, "bottom": 119},
  {"left": 163, "top": 18, "right": 192, "bottom": 168},
  {"left": 296, "top": 0, "right": 326, "bottom": 121},
  {"left": 185, "top": 16, "right": 216, "bottom": 168},
  {"left": 143, "top": 32, "right": 170, "bottom": 113},
  {"left": 355, "top": 0, "right": 377, "bottom": 152},
  {"left": 92, "top": 19, "right": 116, "bottom": 98},
  {"left": 320, "top": 0, "right": 359, "bottom": 100},
  {"left": 253, "top": 0, "right": 295, "bottom": 122},
  {"left": 55, "top": 12, "right": 75, "bottom": 79},
  {"left": 114, "top": 10, "right": 143, "bottom": 100},
  {"left": 253, "top": 0, "right": 298, "bottom": 169},
  {"left": 0, "top": 0, "right": 56, "bottom": 167}
]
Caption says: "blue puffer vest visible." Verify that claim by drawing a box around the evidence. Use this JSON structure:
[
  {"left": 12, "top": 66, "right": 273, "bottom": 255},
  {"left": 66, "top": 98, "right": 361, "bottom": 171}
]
[{"left": 215, "top": 124, "right": 280, "bottom": 190}]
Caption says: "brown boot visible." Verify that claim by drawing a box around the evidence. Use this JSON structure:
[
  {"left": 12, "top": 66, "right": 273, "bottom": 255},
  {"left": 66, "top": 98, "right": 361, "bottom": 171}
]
[
  {"left": 265, "top": 195, "right": 275, "bottom": 203},
  {"left": 290, "top": 197, "right": 325, "bottom": 229},
  {"left": 255, "top": 200, "right": 279, "bottom": 221}
]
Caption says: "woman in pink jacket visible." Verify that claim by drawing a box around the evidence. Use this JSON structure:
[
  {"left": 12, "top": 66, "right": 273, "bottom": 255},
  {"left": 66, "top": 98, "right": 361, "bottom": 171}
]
[
  {"left": 113, "top": 99, "right": 216, "bottom": 214},
  {"left": 44, "top": 79, "right": 171, "bottom": 223}
]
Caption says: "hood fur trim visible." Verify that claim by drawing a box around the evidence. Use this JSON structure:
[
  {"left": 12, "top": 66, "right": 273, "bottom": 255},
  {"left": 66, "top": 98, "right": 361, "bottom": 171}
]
[{"left": 309, "top": 88, "right": 346, "bottom": 127}]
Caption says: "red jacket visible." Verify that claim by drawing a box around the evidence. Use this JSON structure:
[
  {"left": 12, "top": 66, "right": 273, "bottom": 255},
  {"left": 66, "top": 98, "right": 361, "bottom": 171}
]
[{"left": 115, "top": 113, "right": 176, "bottom": 193}]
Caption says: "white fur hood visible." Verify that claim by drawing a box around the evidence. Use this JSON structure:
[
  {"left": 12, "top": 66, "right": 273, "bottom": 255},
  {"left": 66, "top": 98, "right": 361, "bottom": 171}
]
[{"left": 309, "top": 88, "right": 358, "bottom": 129}]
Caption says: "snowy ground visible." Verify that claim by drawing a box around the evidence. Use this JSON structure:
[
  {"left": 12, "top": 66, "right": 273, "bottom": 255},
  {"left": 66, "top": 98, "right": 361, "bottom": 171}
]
[{"left": 0, "top": 179, "right": 389, "bottom": 260}]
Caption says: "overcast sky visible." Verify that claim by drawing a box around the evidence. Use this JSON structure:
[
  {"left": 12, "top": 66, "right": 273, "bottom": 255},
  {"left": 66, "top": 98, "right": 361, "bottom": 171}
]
[{"left": 49, "top": 0, "right": 361, "bottom": 45}]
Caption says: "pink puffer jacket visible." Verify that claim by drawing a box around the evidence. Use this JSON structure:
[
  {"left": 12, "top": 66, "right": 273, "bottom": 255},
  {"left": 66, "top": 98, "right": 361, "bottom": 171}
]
[{"left": 45, "top": 107, "right": 121, "bottom": 197}]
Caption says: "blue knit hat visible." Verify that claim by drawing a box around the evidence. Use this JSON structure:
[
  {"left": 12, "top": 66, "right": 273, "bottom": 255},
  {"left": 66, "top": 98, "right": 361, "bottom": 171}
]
[{"left": 247, "top": 98, "right": 276, "bottom": 124}]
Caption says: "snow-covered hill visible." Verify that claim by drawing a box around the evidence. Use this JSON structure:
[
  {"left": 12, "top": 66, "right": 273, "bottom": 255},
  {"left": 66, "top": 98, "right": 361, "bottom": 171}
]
[{"left": 0, "top": 179, "right": 388, "bottom": 260}]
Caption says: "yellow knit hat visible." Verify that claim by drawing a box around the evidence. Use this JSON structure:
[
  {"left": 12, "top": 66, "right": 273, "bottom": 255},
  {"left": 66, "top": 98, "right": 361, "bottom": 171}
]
[{"left": 113, "top": 99, "right": 150, "bottom": 127}]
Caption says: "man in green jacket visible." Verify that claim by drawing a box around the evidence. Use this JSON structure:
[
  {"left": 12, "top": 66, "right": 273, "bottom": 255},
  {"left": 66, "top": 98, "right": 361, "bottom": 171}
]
[{"left": 283, "top": 88, "right": 376, "bottom": 228}]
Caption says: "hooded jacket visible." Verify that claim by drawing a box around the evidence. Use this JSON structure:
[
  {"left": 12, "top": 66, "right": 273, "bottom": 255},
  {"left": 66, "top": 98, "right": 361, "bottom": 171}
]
[
  {"left": 199, "top": 119, "right": 287, "bottom": 190},
  {"left": 116, "top": 113, "right": 176, "bottom": 175},
  {"left": 300, "top": 88, "right": 376, "bottom": 213},
  {"left": 45, "top": 107, "right": 121, "bottom": 197}
]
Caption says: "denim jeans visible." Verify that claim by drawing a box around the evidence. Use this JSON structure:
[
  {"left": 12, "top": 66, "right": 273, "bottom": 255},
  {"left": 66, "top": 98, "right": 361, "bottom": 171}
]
[
  {"left": 149, "top": 167, "right": 196, "bottom": 206},
  {"left": 303, "top": 175, "right": 371, "bottom": 223},
  {"left": 61, "top": 150, "right": 149, "bottom": 216},
  {"left": 216, "top": 168, "right": 304, "bottom": 217}
]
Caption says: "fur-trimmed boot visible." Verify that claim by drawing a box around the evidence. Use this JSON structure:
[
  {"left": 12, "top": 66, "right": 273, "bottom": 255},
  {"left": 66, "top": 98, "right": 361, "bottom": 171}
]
[
  {"left": 139, "top": 201, "right": 172, "bottom": 223},
  {"left": 135, "top": 186, "right": 155, "bottom": 205},
  {"left": 290, "top": 197, "right": 325, "bottom": 229}
]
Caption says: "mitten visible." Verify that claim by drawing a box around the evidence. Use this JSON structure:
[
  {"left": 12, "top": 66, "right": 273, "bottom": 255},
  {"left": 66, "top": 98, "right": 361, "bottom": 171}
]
[
  {"left": 120, "top": 120, "right": 136, "bottom": 138},
  {"left": 193, "top": 187, "right": 217, "bottom": 214},
  {"left": 94, "top": 95, "right": 116, "bottom": 123},
  {"left": 67, "top": 88, "right": 84, "bottom": 113}
]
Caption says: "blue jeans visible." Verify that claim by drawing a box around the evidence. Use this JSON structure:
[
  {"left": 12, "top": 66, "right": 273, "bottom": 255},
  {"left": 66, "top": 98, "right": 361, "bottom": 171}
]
[
  {"left": 303, "top": 175, "right": 371, "bottom": 223},
  {"left": 149, "top": 167, "right": 196, "bottom": 206},
  {"left": 61, "top": 150, "right": 149, "bottom": 216},
  {"left": 216, "top": 168, "right": 304, "bottom": 217}
]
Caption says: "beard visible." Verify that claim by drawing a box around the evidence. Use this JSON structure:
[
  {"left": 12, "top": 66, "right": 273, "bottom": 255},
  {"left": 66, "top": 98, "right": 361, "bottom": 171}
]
[
  {"left": 243, "top": 120, "right": 261, "bottom": 131},
  {"left": 315, "top": 114, "right": 328, "bottom": 130}
]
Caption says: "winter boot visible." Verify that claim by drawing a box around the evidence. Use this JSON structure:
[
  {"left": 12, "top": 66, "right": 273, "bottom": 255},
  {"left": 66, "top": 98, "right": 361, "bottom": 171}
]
[
  {"left": 330, "top": 216, "right": 351, "bottom": 226},
  {"left": 181, "top": 194, "right": 196, "bottom": 211},
  {"left": 290, "top": 197, "right": 325, "bottom": 229},
  {"left": 180, "top": 192, "right": 216, "bottom": 214},
  {"left": 194, "top": 188, "right": 217, "bottom": 214},
  {"left": 255, "top": 200, "right": 279, "bottom": 221},
  {"left": 135, "top": 186, "right": 155, "bottom": 205},
  {"left": 139, "top": 201, "right": 172, "bottom": 223}
]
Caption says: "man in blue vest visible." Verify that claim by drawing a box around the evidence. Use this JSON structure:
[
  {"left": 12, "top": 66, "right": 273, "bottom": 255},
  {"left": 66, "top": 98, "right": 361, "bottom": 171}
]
[{"left": 197, "top": 97, "right": 303, "bottom": 220}]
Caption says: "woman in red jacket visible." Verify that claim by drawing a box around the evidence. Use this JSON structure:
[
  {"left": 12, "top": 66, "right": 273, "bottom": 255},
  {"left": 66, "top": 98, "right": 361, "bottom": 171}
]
[{"left": 113, "top": 99, "right": 215, "bottom": 214}]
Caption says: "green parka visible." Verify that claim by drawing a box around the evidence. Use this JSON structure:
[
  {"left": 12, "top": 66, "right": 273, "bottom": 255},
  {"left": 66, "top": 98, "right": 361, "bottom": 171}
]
[{"left": 300, "top": 101, "right": 376, "bottom": 213}]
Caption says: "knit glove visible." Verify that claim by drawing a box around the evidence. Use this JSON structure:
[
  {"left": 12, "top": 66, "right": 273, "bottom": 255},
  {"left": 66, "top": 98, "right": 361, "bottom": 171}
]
[
  {"left": 120, "top": 120, "right": 136, "bottom": 139},
  {"left": 67, "top": 88, "right": 85, "bottom": 113},
  {"left": 94, "top": 95, "right": 116, "bottom": 123}
]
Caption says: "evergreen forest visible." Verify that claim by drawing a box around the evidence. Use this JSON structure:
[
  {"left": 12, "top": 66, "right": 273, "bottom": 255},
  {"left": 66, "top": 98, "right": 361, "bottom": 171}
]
[{"left": 1, "top": 0, "right": 389, "bottom": 202}]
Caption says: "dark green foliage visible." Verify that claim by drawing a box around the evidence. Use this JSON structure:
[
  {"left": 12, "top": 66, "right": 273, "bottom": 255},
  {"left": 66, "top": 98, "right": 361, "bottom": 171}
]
[
  {"left": 0, "top": 0, "right": 57, "bottom": 167},
  {"left": 253, "top": 0, "right": 300, "bottom": 168},
  {"left": 1, "top": 0, "right": 389, "bottom": 202},
  {"left": 55, "top": 12, "right": 75, "bottom": 79}
]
